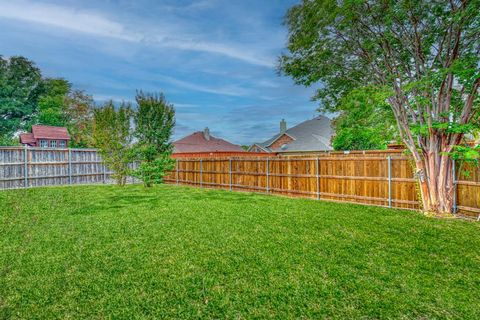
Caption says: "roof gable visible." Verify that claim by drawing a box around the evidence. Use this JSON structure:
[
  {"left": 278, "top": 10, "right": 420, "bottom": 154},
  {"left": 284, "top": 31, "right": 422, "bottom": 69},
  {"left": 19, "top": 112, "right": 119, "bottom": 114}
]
[
  {"left": 248, "top": 143, "right": 269, "bottom": 152},
  {"left": 32, "top": 125, "right": 70, "bottom": 140},
  {"left": 173, "top": 131, "right": 244, "bottom": 153},
  {"left": 265, "top": 132, "right": 296, "bottom": 148},
  {"left": 20, "top": 133, "right": 35, "bottom": 144}
]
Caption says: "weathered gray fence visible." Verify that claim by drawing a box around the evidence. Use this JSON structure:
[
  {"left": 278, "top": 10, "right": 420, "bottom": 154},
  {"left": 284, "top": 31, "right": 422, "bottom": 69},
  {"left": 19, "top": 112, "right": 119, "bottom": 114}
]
[{"left": 0, "top": 146, "right": 137, "bottom": 190}]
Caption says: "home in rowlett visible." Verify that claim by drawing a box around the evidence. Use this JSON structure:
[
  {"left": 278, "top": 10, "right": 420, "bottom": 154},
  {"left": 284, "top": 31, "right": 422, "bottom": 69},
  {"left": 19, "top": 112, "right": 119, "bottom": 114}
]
[
  {"left": 173, "top": 127, "right": 245, "bottom": 155},
  {"left": 249, "top": 116, "right": 334, "bottom": 154},
  {"left": 19, "top": 125, "right": 70, "bottom": 148}
]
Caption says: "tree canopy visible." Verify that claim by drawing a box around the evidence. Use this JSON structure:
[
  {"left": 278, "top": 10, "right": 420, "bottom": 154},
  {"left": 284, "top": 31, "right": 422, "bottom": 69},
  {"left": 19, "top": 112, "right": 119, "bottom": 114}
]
[{"left": 0, "top": 56, "right": 43, "bottom": 140}]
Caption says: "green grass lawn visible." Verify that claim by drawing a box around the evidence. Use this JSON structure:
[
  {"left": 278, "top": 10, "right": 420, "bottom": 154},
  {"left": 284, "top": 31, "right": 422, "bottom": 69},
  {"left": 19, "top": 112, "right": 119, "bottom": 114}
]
[{"left": 1, "top": 185, "right": 479, "bottom": 319}]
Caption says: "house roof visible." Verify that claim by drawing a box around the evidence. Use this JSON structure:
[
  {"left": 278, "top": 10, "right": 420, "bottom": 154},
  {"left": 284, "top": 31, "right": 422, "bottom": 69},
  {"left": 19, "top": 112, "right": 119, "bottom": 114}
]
[
  {"left": 251, "top": 116, "right": 333, "bottom": 152},
  {"left": 31, "top": 125, "right": 70, "bottom": 140},
  {"left": 19, "top": 133, "right": 35, "bottom": 144},
  {"left": 173, "top": 131, "right": 244, "bottom": 153}
]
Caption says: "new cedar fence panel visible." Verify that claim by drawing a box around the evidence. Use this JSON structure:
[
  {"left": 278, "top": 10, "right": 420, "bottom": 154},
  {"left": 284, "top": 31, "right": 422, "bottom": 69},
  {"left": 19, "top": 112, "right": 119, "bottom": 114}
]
[
  {"left": 166, "top": 155, "right": 480, "bottom": 218},
  {"left": 456, "top": 162, "right": 480, "bottom": 215}
]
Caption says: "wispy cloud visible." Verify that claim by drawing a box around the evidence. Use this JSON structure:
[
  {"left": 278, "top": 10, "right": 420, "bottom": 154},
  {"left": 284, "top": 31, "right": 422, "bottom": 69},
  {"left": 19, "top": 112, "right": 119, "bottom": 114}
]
[
  {"left": 0, "top": 0, "right": 274, "bottom": 67},
  {"left": 0, "top": 1, "right": 140, "bottom": 41},
  {"left": 158, "top": 39, "right": 273, "bottom": 67},
  {"left": 157, "top": 75, "right": 251, "bottom": 97}
]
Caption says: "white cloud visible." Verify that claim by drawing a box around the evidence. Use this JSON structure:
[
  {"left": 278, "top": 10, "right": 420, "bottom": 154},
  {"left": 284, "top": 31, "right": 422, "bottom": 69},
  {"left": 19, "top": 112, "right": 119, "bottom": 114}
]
[{"left": 0, "top": 0, "right": 274, "bottom": 67}]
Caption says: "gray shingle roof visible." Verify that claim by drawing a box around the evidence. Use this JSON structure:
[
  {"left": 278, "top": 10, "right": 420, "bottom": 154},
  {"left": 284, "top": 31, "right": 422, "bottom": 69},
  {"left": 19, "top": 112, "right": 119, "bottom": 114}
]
[{"left": 252, "top": 116, "right": 333, "bottom": 152}]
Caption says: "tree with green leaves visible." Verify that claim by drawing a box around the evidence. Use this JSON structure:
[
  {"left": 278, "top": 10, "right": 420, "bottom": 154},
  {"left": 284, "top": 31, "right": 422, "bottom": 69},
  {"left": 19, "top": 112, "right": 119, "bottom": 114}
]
[
  {"left": 133, "top": 91, "right": 175, "bottom": 187},
  {"left": 280, "top": 0, "right": 480, "bottom": 214},
  {"left": 0, "top": 56, "right": 43, "bottom": 140},
  {"left": 93, "top": 102, "right": 133, "bottom": 186}
]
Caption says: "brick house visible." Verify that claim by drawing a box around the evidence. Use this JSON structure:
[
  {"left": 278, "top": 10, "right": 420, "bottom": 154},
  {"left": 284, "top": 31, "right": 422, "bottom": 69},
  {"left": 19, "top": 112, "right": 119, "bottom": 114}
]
[
  {"left": 249, "top": 116, "right": 333, "bottom": 153},
  {"left": 19, "top": 125, "right": 70, "bottom": 148},
  {"left": 173, "top": 128, "right": 245, "bottom": 155}
]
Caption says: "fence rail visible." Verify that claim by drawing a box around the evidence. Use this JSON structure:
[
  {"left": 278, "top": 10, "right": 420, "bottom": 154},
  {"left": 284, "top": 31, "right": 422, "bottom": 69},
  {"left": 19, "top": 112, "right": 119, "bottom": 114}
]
[{"left": 1, "top": 147, "right": 479, "bottom": 218}]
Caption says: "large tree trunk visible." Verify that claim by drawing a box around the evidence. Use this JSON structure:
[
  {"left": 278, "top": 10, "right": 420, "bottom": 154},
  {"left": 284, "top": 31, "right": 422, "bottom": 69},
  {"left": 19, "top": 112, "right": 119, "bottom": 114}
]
[{"left": 408, "top": 144, "right": 455, "bottom": 214}]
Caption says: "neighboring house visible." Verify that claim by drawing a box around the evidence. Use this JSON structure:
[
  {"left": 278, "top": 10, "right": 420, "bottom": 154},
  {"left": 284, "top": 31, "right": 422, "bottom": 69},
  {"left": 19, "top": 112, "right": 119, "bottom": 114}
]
[
  {"left": 19, "top": 125, "right": 70, "bottom": 148},
  {"left": 173, "top": 128, "right": 245, "bottom": 154},
  {"left": 249, "top": 116, "right": 333, "bottom": 153}
]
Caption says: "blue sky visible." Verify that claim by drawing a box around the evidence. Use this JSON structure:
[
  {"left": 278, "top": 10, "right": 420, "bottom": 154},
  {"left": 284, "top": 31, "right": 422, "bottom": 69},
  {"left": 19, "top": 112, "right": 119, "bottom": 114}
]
[{"left": 0, "top": 0, "right": 322, "bottom": 145}]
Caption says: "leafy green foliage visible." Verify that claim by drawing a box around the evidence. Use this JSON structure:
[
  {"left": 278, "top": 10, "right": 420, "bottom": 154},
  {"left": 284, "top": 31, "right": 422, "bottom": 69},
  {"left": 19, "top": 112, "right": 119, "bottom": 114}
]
[
  {"left": 1, "top": 185, "right": 480, "bottom": 318},
  {"left": 450, "top": 143, "right": 480, "bottom": 178},
  {"left": 0, "top": 135, "right": 19, "bottom": 146},
  {"left": 93, "top": 102, "right": 133, "bottom": 186},
  {"left": 332, "top": 87, "right": 397, "bottom": 150},
  {"left": 132, "top": 91, "right": 175, "bottom": 187},
  {"left": 0, "top": 56, "right": 43, "bottom": 138},
  {"left": 133, "top": 152, "right": 175, "bottom": 187},
  {"left": 64, "top": 90, "right": 95, "bottom": 148},
  {"left": 33, "top": 78, "right": 71, "bottom": 128}
]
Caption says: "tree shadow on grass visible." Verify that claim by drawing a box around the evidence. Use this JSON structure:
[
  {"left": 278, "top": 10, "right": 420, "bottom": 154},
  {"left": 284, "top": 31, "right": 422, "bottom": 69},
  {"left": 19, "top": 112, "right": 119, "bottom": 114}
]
[
  {"left": 175, "top": 187, "right": 272, "bottom": 205},
  {"left": 69, "top": 194, "right": 160, "bottom": 215},
  {"left": 69, "top": 186, "right": 273, "bottom": 215}
]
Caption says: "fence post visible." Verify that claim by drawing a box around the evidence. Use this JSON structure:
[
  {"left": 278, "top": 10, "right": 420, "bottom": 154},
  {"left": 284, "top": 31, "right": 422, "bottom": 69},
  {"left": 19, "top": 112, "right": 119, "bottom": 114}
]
[
  {"left": 316, "top": 157, "right": 320, "bottom": 200},
  {"left": 24, "top": 145, "right": 28, "bottom": 188},
  {"left": 452, "top": 159, "right": 457, "bottom": 213},
  {"left": 387, "top": 156, "right": 392, "bottom": 208},
  {"left": 176, "top": 159, "right": 179, "bottom": 185},
  {"left": 229, "top": 159, "right": 232, "bottom": 191},
  {"left": 68, "top": 148, "right": 72, "bottom": 184},
  {"left": 266, "top": 158, "right": 270, "bottom": 193},
  {"left": 102, "top": 158, "right": 106, "bottom": 184},
  {"left": 200, "top": 159, "right": 203, "bottom": 188}
]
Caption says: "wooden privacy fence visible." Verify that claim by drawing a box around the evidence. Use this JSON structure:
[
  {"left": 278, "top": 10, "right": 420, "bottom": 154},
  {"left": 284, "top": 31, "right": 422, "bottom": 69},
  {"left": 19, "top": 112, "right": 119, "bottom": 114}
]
[
  {"left": 0, "top": 146, "right": 136, "bottom": 189},
  {"left": 1, "top": 146, "right": 479, "bottom": 217},
  {"left": 165, "top": 154, "right": 480, "bottom": 217}
]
